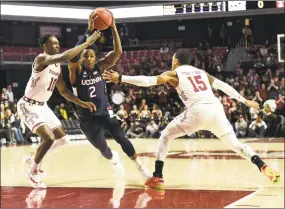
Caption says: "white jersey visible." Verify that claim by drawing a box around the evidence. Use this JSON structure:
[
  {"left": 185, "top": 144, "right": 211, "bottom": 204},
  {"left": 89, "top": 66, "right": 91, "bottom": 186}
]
[
  {"left": 175, "top": 65, "right": 219, "bottom": 107},
  {"left": 24, "top": 57, "right": 61, "bottom": 102}
]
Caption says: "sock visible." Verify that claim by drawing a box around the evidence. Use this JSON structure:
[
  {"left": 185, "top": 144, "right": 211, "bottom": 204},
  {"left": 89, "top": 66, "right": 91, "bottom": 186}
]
[
  {"left": 251, "top": 155, "right": 265, "bottom": 171},
  {"left": 110, "top": 152, "right": 118, "bottom": 165},
  {"left": 153, "top": 160, "right": 164, "bottom": 178},
  {"left": 133, "top": 157, "right": 142, "bottom": 168},
  {"left": 30, "top": 161, "right": 40, "bottom": 171}
]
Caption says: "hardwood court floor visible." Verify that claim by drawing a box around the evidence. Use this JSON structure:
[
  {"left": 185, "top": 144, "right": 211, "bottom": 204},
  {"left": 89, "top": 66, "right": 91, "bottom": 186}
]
[{"left": 1, "top": 138, "right": 284, "bottom": 208}]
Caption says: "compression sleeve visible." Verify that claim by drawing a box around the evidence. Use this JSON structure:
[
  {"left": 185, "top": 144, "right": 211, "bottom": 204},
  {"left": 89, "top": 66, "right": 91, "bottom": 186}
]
[
  {"left": 70, "top": 29, "right": 93, "bottom": 63},
  {"left": 212, "top": 79, "right": 246, "bottom": 104},
  {"left": 121, "top": 75, "right": 157, "bottom": 87}
]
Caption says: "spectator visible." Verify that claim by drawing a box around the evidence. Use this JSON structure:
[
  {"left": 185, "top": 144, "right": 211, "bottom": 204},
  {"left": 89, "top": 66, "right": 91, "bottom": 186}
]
[
  {"left": 275, "top": 94, "right": 284, "bottom": 113},
  {"left": 159, "top": 44, "right": 169, "bottom": 53},
  {"left": 140, "top": 105, "right": 151, "bottom": 121},
  {"left": 145, "top": 120, "right": 159, "bottom": 138},
  {"left": 116, "top": 104, "right": 128, "bottom": 120},
  {"left": 129, "top": 105, "right": 140, "bottom": 121},
  {"left": 139, "top": 99, "right": 147, "bottom": 112},
  {"left": 260, "top": 45, "right": 268, "bottom": 57},
  {"left": 249, "top": 115, "right": 267, "bottom": 137},
  {"left": 267, "top": 78, "right": 279, "bottom": 99},
  {"left": 249, "top": 106, "right": 259, "bottom": 120},
  {"left": 258, "top": 84, "right": 268, "bottom": 101},
  {"left": 152, "top": 104, "right": 163, "bottom": 121},
  {"left": 7, "top": 85, "right": 14, "bottom": 104},
  {"left": 253, "top": 91, "right": 263, "bottom": 103},
  {"left": 54, "top": 105, "right": 61, "bottom": 118},
  {"left": 0, "top": 111, "right": 14, "bottom": 145},
  {"left": 235, "top": 115, "right": 248, "bottom": 137},
  {"left": 59, "top": 103, "right": 68, "bottom": 120},
  {"left": 3, "top": 109, "right": 16, "bottom": 144},
  {"left": 126, "top": 121, "right": 144, "bottom": 138},
  {"left": 12, "top": 112, "right": 26, "bottom": 144},
  {"left": 1, "top": 88, "right": 8, "bottom": 103}
]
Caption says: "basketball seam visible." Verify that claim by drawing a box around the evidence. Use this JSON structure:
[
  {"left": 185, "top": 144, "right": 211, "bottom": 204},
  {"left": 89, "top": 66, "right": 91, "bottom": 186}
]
[{"left": 96, "top": 11, "right": 112, "bottom": 29}]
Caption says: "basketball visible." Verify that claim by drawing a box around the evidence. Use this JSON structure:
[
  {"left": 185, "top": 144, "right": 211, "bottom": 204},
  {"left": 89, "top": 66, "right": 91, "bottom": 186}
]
[{"left": 93, "top": 8, "right": 113, "bottom": 31}]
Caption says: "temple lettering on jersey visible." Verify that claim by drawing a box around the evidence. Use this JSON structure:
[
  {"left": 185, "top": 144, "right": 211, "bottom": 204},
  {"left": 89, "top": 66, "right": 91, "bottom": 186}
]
[{"left": 49, "top": 69, "right": 60, "bottom": 76}]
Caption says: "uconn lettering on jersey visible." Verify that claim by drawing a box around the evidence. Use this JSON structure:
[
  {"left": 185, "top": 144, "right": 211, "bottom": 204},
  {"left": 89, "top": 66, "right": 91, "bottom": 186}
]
[{"left": 81, "top": 76, "right": 102, "bottom": 85}]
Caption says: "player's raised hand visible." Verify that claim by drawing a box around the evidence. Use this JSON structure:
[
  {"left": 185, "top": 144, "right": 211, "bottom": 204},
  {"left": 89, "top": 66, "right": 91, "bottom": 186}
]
[
  {"left": 80, "top": 101, "right": 97, "bottom": 112},
  {"left": 245, "top": 100, "right": 260, "bottom": 110},
  {"left": 105, "top": 8, "right": 115, "bottom": 27},
  {"left": 86, "top": 30, "right": 101, "bottom": 46},
  {"left": 102, "top": 69, "right": 120, "bottom": 83},
  {"left": 88, "top": 11, "right": 96, "bottom": 31}
]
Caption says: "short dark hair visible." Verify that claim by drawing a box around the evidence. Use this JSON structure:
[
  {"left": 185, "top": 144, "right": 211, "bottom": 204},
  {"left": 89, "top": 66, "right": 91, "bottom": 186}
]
[
  {"left": 175, "top": 49, "right": 191, "bottom": 65},
  {"left": 38, "top": 34, "right": 53, "bottom": 47}
]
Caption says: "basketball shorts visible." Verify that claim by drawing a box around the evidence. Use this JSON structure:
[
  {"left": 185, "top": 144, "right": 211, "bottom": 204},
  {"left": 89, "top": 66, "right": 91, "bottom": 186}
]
[
  {"left": 173, "top": 102, "right": 233, "bottom": 138},
  {"left": 17, "top": 98, "right": 62, "bottom": 133}
]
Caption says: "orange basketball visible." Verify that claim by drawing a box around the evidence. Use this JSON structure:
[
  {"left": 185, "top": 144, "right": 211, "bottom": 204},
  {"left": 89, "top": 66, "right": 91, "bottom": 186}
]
[{"left": 93, "top": 8, "right": 113, "bottom": 31}]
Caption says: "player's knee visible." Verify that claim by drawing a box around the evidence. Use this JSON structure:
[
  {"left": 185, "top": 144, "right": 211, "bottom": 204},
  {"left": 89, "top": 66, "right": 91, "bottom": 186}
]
[
  {"left": 43, "top": 134, "right": 56, "bottom": 144},
  {"left": 159, "top": 130, "right": 171, "bottom": 142}
]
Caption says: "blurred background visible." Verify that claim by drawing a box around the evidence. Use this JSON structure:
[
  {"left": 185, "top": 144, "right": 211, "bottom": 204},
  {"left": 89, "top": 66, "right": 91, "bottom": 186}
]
[{"left": 1, "top": 1, "right": 284, "bottom": 145}]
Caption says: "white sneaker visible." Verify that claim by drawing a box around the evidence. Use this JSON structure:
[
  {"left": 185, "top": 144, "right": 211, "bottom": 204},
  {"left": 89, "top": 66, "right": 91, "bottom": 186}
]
[
  {"left": 22, "top": 153, "right": 46, "bottom": 178},
  {"left": 111, "top": 151, "right": 125, "bottom": 178},
  {"left": 26, "top": 169, "right": 47, "bottom": 189},
  {"left": 137, "top": 164, "right": 152, "bottom": 181},
  {"left": 26, "top": 189, "right": 47, "bottom": 208}
]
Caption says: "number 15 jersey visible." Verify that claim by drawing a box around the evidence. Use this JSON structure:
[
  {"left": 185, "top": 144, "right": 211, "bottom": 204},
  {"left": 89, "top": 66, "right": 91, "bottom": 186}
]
[
  {"left": 175, "top": 65, "right": 219, "bottom": 107},
  {"left": 24, "top": 58, "right": 61, "bottom": 102}
]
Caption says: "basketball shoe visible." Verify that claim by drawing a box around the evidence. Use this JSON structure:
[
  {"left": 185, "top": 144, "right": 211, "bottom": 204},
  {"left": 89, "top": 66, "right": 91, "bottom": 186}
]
[
  {"left": 144, "top": 176, "right": 164, "bottom": 189},
  {"left": 261, "top": 164, "right": 280, "bottom": 184},
  {"left": 22, "top": 153, "right": 46, "bottom": 178},
  {"left": 111, "top": 151, "right": 125, "bottom": 178},
  {"left": 26, "top": 168, "right": 47, "bottom": 189}
]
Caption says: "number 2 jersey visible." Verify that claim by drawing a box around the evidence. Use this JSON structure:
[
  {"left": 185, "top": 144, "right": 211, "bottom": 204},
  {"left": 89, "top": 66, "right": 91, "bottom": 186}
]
[
  {"left": 175, "top": 65, "right": 220, "bottom": 107},
  {"left": 72, "top": 63, "right": 108, "bottom": 117},
  {"left": 24, "top": 58, "right": 61, "bottom": 102}
]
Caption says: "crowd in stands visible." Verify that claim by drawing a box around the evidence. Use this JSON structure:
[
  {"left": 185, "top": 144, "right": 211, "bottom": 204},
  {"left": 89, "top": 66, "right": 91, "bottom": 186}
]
[{"left": 1, "top": 39, "right": 284, "bottom": 146}]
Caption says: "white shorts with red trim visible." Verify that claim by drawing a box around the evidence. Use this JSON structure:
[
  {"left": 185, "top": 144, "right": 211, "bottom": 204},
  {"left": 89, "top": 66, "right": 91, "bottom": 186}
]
[{"left": 17, "top": 98, "right": 62, "bottom": 133}]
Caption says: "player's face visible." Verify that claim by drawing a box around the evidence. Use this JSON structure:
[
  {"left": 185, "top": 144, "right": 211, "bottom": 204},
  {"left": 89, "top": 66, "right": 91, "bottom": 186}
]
[
  {"left": 45, "top": 36, "right": 60, "bottom": 55},
  {"left": 171, "top": 54, "right": 179, "bottom": 71},
  {"left": 82, "top": 49, "right": 96, "bottom": 70}
]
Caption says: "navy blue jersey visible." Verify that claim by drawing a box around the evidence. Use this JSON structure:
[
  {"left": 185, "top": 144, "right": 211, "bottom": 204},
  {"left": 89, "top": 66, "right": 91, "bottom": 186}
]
[{"left": 73, "top": 63, "right": 109, "bottom": 117}]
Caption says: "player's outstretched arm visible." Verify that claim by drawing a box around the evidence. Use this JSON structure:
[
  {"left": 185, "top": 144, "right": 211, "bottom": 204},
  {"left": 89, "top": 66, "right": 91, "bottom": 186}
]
[
  {"left": 205, "top": 72, "right": 260, "bottom": 110},
  {"left": 97, "top": 14, "right": 122, "bottom": 71},
  {"left": 102, "top": 70, "right": 177, "bottom": 87},
  {"left": 36, "top": 30, "right": 101, "bottom": 68},
  {"left": 56, "top": 72, "right": 96, "bottom": 112}
]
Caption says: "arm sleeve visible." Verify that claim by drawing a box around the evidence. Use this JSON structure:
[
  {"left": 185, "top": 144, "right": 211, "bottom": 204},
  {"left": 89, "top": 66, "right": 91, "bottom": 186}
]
[
  {"left": 212, "top": 79, "right": 246, "bottom": 104},
  {"left": 121, "top": 75, "right": 157, "bottom": 87}
]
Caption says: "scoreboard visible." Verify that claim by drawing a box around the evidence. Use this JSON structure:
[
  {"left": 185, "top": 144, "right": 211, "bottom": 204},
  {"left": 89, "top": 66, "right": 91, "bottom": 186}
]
[{"left": 163, "top": 1, "right": 284, "bottom": 15}]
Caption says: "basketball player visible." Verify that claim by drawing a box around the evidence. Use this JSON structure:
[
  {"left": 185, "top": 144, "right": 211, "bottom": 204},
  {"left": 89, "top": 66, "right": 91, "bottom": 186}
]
[
  {"left": 68, "top": 11, "right": 151, "bottom": 179},
  {"left": 103, "top": 49, "right": 280, "bottom": 188},
  {"left": 17, "top": 31, "right": 101, "bottom": 188}
]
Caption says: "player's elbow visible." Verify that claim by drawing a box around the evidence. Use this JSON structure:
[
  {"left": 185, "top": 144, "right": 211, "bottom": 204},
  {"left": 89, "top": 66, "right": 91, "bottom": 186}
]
[{"left": 61, "top": 52, "right": 71, "bottom": 62}]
